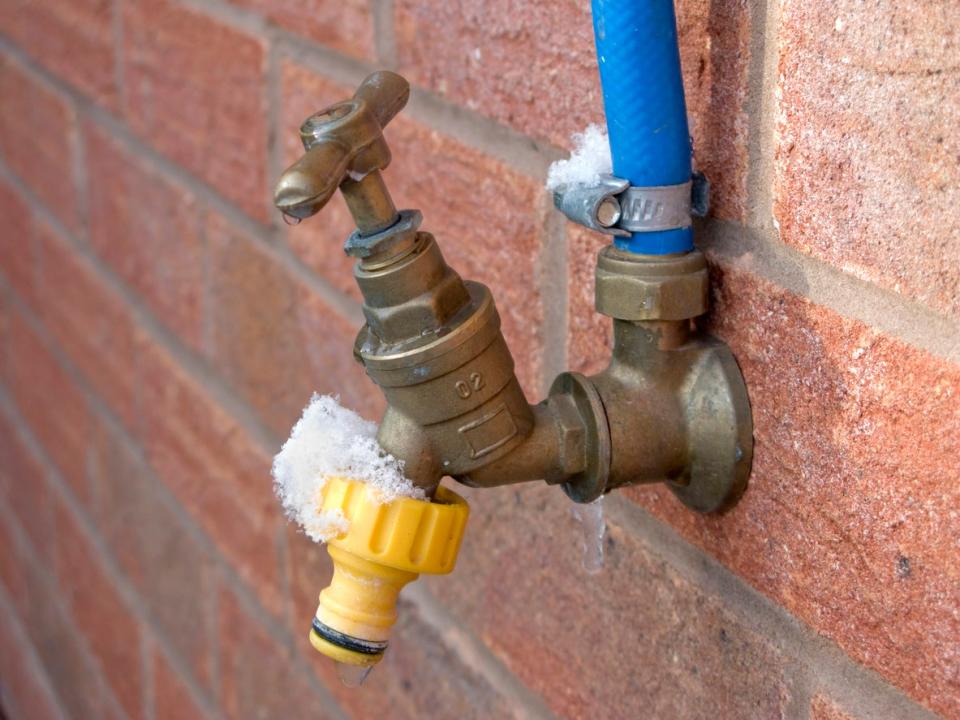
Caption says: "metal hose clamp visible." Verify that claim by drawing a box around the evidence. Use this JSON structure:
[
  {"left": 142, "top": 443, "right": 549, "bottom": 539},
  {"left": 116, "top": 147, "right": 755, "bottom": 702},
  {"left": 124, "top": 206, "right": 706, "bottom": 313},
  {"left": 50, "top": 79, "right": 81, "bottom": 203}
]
[{"left": 553, "top": 172, "right": 709, "bottom": 236}]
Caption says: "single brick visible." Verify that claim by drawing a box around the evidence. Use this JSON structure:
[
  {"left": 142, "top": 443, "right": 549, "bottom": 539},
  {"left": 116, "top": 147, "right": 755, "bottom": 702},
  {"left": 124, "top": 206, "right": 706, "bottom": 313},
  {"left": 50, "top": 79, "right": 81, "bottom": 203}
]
[
  {"left": 121, "top": 0, "right": 269, "bottom": 220},
  {"left": 33, "top": 220, "right": 139, "bottom": 429},
  {"left": 811, "top": 695, "right": 857, "bottom": 720},
  {"left": 278, "top": 64, "right": 360, "bottom": 301},
  {"left": 217, "top": 589, "right": 344, "bottom": 720},
  {"left": 206, "top": 212, "right": 382, "bottom": 434},
  {"left": 427, "top": 484, "right": 789, "bottom": 718},
  {"left": 53, "top": 499, "right": 144, "bottom": 719},
  {"left": 153, "top": 648, "right": 210, "bottom": 720},
  {"left": 226, "top": 0, "right": 374, "bottom": 60},
  {"left": 626, "top": 267, "right": 960, "bottom": 717},
  {"left": 0, "top": 59, "right": 79, "bottom": 231},
  {"left": 89, "top": 418, "right": 217, "bottom": 691},
  {"left": 7, "top": 311, "right": 93, "bottom": 504},
  {"left": 566, "top": 224, "right": 611, "bottom": 375},
  {"left": 775, "top": 0, "right": 960, "bottom": 317},
  {"left": 0, "top": 413, "right": 55, "bottom": 563},
  {"left": 0, "top": 0, "right": 117, "bottom": 108},
  {"left": 85, "top": 123, "right": 205, "bottom": 352},
  {"left": 136, "top": 334, "right": 285, "bottom": 616},
  {"left": 394, "top": 0, "right": 751, "bottom": 220},
  {"left": 0, "top": 612, "right": 65, "bottom": 720}
]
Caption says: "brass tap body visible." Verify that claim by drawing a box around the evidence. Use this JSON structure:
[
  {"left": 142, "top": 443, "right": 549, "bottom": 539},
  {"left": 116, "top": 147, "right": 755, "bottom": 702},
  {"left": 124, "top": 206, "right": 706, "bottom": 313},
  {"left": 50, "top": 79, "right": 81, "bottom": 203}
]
[
  {"left": 353, "top": 233, "right": 537, "bottom": 493},
  {"left": 275, "top": 71, "right": 753, "bottom": 510}
]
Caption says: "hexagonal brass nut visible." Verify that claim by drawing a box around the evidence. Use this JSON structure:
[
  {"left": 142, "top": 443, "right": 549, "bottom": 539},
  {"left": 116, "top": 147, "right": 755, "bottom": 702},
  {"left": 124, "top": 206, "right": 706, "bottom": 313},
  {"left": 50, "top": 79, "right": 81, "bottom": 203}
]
[
  {"left": 595, "top": 247, "right": 709, "bottom": 321},
  {"left": 361, "top": 270, "right": 470, "bottom": 343},
  {"left": 549, "top": 392, "right": 588, "bottom": 479}
]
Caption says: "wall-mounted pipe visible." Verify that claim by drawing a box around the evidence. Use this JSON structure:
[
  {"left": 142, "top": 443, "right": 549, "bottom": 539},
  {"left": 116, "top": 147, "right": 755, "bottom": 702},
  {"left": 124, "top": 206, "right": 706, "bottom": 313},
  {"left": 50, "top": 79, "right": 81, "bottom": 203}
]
[{"left": 592, "top": 0, "right": 694, "bottom": 255}]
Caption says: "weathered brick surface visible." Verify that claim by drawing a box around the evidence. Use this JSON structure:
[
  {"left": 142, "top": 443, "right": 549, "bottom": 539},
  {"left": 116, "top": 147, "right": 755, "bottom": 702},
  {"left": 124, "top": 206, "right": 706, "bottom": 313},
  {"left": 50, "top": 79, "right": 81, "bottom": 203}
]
[
  {"left": 775, "top": 0, "right": 960, "bottom": 317},
  {"left": 811, "top": 695, "right": 857, "bottom": 720},
  {"left": 394, "top": 0, "right": 751, "bottom": 219},
  {"left": 428, "top": 484, "right": 790, "bottom": 719},
  {"left": 0, "top": 0, "right": 117, "bottom": 108},
  {"left": 0, "top": 414, "right": 55, "bottom": 563},
  {"left": 154, "top": 649, "right": 211, "bottom": 720},
  {"left": 566, "top": 224, "right": 611, "bottom": 375},
  {"left": 206, "top": 211, "right": 383, "bottom": 432},
  {"left": 626, "top": 268, "right": 960, "bottom": 717},
  {"left": 0, "top": 511, "right": 118, "bottom": 720},
  {"left": 228, "top": 0, "right": 374, "bottom": 59},
  {"left": 284, "top": 524, "right": 330, "bottom": 643},
  {"left": 1, "top": 0, "right": 957, "bottom": 717},
  {"left": 677, "top": 0, "right": 752, "bottom": 221},
  {"left": 394, "top": 0, "right": 600, "bottom": 148},
  {"left": 86, "top": 123, "right": 205, "bottom": 352},
  {"left": 285, "top": 529, "right": 522, "bottom": 720},
  {"left": 121, "top": 0, "right": 269, "bottom": 220},
  {"left": 0, "top": 610, "right": 64, "bottom": 720},
  {"left": 137, "top": 334, "right": 285, "bottom": 616},
  {"left": 296, "top": 285, "right": 387, "bottom": 422},
  {"left": 326, "top": 600, "right": 525, "bottom": 719},
  {"left": 0, "top": 512, "right": 31, "bottom": 630},
  {"left": 206, "top": 210, "right": 318, "bottom": 431},
  {"left": 217, "top": 589, "right": 341, "bottom": 720},
  {"left": 7, "top": 311, "right": 93, "bottom": 505},
  {"left": 54, "top": 499, "right": 144, "bottom": 719},
  {"left": 32, "top": 220, "right": 139, "bottom": 429},
  {"left": 0, "top": 59, "right": 79, "bottom": 231},
  {"left": 90, "top": 417, "right": 218, "bottom": 691},
  {"left": 0, "top": 293, "right": 6, "bottom": 375},
  {"left": 0, "top": 180, "right": 40, "bottom": 309}
]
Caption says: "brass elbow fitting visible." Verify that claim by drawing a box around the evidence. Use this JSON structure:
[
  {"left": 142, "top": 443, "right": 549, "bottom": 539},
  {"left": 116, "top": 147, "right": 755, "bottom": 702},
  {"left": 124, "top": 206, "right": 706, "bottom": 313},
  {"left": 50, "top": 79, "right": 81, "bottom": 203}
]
[{"left": 275, "top": 71, "right": 753, "bottom": 669}]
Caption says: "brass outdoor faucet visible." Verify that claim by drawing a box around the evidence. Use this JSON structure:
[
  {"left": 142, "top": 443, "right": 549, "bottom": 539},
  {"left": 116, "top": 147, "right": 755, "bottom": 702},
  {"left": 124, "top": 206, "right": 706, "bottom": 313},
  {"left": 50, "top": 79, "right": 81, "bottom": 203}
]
[
  {"left": 275, "top": 70, "right": 753, "bottom": 672},
  {"left": 276, "top": 70, "right": 753, "bottom": 509}
]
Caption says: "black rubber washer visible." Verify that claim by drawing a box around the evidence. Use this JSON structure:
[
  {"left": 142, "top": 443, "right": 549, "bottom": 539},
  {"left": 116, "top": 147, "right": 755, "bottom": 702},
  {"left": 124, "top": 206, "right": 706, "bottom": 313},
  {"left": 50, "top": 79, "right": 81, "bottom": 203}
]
[{"left": 311, "top": 618, "right": 387, "bottom": 656}]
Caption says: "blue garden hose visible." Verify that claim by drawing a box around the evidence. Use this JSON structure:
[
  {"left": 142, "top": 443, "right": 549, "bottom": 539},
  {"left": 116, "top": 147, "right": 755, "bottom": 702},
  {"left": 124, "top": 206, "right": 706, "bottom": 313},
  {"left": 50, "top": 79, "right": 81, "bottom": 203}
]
[{"left": 592, "top": 0, "right": 694, "bottom": 255}]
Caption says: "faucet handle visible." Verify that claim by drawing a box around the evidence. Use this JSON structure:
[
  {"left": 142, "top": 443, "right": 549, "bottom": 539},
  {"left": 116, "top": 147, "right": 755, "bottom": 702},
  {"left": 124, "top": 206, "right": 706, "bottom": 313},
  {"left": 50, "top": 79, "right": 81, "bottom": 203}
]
[
  {"left": 274, "top": 71, "right": 410, "bottom": 227},
  {"left": 351, "top": 70, "right": 410, "bottom": 130}
]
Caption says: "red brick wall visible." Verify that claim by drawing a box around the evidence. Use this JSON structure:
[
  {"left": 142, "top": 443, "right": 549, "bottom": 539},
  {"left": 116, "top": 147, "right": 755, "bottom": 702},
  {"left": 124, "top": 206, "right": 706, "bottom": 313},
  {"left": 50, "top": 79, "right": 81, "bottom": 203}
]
[{"left": 0, "top": 1, "right": 956, "bottom": 719}]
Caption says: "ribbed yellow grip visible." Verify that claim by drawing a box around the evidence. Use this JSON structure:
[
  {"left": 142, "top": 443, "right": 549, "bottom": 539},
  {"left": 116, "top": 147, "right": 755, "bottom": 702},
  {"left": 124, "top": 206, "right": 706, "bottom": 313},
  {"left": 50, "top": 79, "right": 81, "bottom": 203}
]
[{"left": 320, "top": 476, "right": 469, "bottom": 574}]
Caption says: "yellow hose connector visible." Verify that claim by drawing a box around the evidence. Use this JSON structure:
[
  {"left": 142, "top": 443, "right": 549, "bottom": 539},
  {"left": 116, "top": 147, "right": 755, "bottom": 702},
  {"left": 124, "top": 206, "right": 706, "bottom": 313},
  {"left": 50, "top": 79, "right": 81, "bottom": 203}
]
[{"left": 310, "top": 477, "right": 469, "bottom": 668}]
